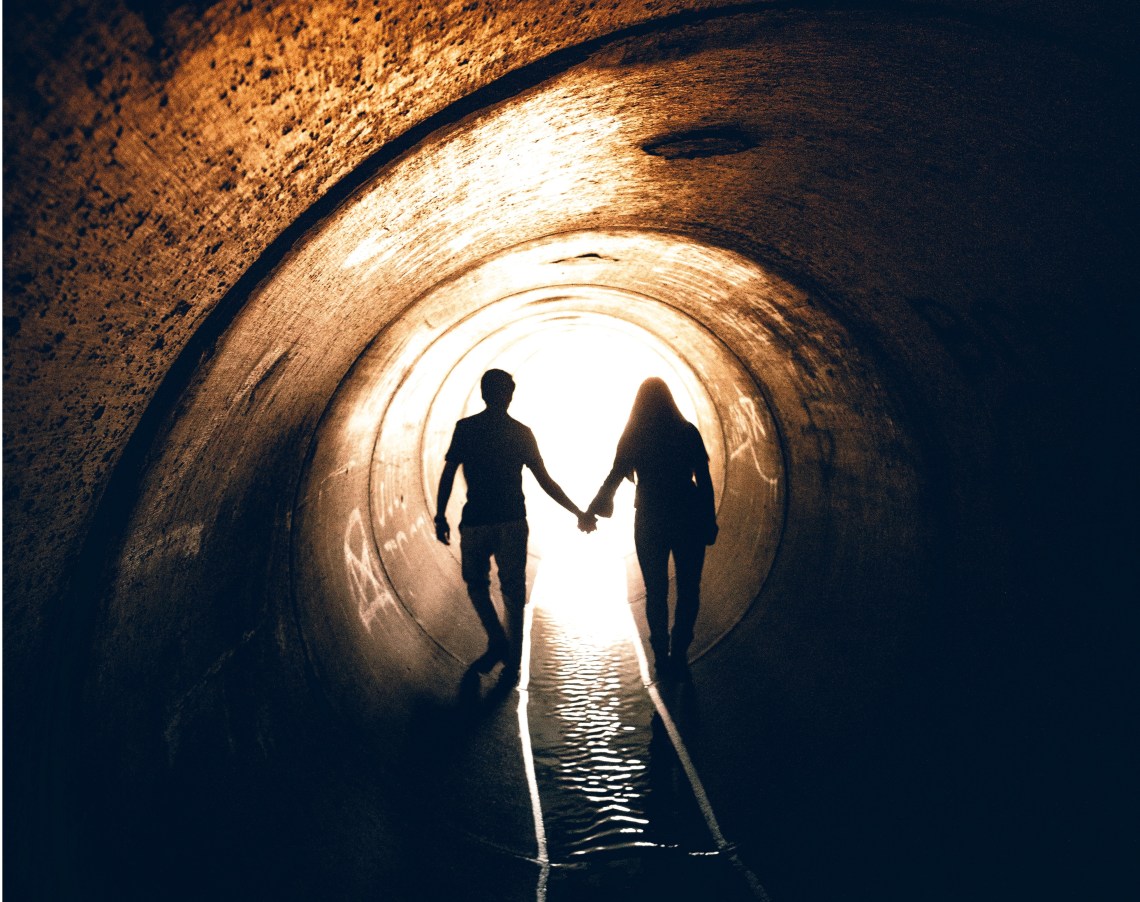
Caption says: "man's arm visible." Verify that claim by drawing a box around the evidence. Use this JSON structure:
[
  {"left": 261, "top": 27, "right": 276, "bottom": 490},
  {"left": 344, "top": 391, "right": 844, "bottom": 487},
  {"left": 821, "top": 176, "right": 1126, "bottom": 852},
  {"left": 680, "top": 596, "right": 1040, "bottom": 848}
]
[
  {"left": 435, "top": 459, "right": 459, "bottom": 544},
  {"left": 528, "top": 459, "right": 591, "bottom": 527}
]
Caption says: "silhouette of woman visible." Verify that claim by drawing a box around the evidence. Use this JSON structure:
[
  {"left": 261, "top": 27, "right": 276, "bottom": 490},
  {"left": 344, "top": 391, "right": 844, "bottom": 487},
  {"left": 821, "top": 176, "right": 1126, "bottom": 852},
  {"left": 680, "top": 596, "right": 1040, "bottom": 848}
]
[{"left": 586, "top": 378, "right": 718, "bottom": 676}]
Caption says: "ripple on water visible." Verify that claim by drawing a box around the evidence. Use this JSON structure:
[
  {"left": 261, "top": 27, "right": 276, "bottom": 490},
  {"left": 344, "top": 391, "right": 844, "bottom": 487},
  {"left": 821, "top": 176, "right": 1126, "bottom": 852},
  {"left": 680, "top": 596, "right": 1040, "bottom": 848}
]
[{"left": 528, "top": 604, "right": 715, "bottom": 861}]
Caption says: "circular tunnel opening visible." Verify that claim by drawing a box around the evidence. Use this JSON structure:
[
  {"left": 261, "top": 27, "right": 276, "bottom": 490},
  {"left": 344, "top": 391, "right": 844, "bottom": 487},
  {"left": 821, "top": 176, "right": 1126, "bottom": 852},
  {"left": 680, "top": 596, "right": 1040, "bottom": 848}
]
[
  {"left": 292, "top": 232, "right": 787, "bottom": 746},
  {"left": 424, "top": 301, "right": 718, "bottom": 564}
]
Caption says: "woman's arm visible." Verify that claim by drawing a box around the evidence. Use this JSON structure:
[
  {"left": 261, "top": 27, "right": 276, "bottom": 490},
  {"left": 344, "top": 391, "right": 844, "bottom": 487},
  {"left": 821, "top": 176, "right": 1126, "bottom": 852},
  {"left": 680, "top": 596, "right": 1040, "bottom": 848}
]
[
  {"left": 587, "top": 461, "right": 629, "bottom": 518},
  {"left": 692, "top": 430, "right": 718, "bottom": 544}
]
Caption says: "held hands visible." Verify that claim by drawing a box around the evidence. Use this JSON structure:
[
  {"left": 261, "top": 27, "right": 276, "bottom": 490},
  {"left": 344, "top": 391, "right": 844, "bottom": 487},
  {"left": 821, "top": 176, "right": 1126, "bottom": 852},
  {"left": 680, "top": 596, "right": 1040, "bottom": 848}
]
[
  {"left": 434, "top": 515, "right": 450, "bottom": 545},
  {"left": 576, "top": 493, "right": 613, "bottom": 535}
]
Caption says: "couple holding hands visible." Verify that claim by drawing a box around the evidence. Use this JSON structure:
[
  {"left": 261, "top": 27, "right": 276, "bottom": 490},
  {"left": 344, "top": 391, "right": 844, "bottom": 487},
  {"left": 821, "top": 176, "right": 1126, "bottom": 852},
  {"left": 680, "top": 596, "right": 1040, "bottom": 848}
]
[{"left": 435, "top": 368, "right": 718, "bottom": 681}]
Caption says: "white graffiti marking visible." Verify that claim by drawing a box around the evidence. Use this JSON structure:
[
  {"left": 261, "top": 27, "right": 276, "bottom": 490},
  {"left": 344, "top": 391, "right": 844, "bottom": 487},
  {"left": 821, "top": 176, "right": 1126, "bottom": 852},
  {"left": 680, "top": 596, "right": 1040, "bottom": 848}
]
[
  {"left": 343, "top": 507, "right": 396, "bottom": 633},
  {"left": 728, "top": 396, "right": 780, "bottom": 495},
  {"left": 373, "top": 476, "right": 407, "bottom": 530},
  {"left": 381, "top": 513, "right": 429, "bottom": 555}
]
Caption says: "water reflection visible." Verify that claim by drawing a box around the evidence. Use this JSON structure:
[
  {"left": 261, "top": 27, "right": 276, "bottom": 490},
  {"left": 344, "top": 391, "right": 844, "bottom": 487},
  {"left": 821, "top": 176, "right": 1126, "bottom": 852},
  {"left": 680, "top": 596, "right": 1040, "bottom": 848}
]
[
  {"left": 527, "top": 542, "right": 716, "bottom": 861},
  {"left": 530, "top": 602, "right": 653, "bottom": 858},
  {"left": 439, "top": 539, "right": 766, "bottom": 899}
]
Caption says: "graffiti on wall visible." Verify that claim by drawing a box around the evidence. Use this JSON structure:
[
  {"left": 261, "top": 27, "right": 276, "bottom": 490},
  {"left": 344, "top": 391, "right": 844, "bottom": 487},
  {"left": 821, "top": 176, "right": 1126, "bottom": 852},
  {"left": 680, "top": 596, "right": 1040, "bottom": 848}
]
[
  {"left": 728, "top": 395, "right": 780, "bottom": 497},
  {"left": 373, "top": 473, "right": 404, "bottom": 531},
  {"left": 381, "top": 513, "right": 429, "bottom": 555},
  {"left": 343, "top": 507, "right": 396, "bottom": 633}
]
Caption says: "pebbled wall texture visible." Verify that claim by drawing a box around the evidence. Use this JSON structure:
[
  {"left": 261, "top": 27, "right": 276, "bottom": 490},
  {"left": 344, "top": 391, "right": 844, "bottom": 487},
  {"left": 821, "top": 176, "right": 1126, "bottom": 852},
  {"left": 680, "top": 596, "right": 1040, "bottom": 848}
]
[{"left": 3, "top": 1, "right": 1135, "bottom": 900}]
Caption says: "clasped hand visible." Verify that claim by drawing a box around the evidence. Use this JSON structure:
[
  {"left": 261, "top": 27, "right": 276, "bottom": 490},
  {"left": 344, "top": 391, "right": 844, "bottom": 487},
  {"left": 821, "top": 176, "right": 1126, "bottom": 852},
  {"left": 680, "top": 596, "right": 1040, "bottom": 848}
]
[
  {"left": 437, "top": 510, "right": 597, "bottom": 540},
  {"left": 577, "top": 511, "right": 598, "bottom": 534}
]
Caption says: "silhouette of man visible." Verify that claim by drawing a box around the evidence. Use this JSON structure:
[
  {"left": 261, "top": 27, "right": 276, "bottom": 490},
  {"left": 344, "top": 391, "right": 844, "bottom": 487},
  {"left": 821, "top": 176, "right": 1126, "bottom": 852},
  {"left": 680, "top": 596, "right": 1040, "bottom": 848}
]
[{"left": 435, "top": 368, "right": 594, "bottom": 681}]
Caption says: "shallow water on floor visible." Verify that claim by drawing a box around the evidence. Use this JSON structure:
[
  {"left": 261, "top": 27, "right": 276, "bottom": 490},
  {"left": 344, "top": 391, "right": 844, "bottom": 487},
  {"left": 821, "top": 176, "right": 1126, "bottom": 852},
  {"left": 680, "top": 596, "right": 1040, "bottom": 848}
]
[{"left": 526, "top": 547, "right": 714, "bottom": 862}]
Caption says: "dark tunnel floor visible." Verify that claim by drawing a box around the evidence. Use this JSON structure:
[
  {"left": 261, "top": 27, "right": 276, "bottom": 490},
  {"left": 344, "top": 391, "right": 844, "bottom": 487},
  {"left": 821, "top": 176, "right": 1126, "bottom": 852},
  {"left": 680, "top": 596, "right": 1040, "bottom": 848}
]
[{"left": 406, "top": 542, "right": 766, "bottom": 901}]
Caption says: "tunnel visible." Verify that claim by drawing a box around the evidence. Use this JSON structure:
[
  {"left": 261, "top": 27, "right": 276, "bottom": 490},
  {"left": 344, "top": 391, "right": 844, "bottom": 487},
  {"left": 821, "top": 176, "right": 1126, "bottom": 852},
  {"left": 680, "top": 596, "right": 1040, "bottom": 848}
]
[{"left": 2, "top": 2, "right": 1134, "bottom": 901}]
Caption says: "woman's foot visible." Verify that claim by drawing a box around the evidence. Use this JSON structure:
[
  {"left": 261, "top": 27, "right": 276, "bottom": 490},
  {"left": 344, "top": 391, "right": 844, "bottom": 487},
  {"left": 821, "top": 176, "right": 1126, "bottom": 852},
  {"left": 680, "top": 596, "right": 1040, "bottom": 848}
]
[
  {"left": 473, "top": 637, "right": 509, "bottom": 672},
  {"left": 498, "top": 662, "right": 521, "bottom": 687}
]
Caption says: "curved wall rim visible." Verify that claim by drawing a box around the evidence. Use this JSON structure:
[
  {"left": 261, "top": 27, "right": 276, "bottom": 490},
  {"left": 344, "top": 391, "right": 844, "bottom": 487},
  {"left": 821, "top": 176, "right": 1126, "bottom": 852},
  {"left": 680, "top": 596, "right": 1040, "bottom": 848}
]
[{"left": 291, "top": 229, "right": 791, "bottom": 736}]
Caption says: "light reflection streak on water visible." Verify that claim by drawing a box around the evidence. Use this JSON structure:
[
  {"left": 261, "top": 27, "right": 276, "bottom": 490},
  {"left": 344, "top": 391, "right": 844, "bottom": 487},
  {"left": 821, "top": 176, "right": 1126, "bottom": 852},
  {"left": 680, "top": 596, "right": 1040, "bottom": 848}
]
[{"left": 527, "top": 537, "right": 712, "bottom": 861}]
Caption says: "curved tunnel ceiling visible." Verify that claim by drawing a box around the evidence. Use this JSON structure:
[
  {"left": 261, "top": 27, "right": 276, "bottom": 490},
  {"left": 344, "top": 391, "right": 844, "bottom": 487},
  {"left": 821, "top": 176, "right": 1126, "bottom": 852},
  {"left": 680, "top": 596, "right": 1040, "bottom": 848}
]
[{"left": 3, "top": 3, "right": 1134, "bottom": 901}]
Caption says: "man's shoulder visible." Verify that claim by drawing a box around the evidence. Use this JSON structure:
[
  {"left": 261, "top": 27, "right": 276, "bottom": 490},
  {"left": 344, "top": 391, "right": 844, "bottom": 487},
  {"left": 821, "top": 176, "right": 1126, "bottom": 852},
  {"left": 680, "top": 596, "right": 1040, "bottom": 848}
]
[
  {"left": 506, "top": 413, "right": 535, "bottom": 436},
  {"left": 456, "top": 410, "right": 505, "bottom": 430},
  {"left": 450, "top": 413, "right": 479, "bottom": 441},
  {"left": 497, "top": 415, "right": 539, "bottom": 459},
  {"left": 456, "top": 411, "right": 535, "bottom": 442}
]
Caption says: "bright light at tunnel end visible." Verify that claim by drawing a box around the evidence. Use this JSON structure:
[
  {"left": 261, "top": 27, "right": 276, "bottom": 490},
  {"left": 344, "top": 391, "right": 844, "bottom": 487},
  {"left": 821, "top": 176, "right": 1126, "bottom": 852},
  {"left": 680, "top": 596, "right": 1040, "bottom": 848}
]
[
  {"left": 509, "top": 316, "right": 701, "bottom": 562},
  {"left": 427, "top": 310, "right": 712, "bottom": 646},
  {"left": 531, "top": 531, "right": 635, "bottom": 648}
]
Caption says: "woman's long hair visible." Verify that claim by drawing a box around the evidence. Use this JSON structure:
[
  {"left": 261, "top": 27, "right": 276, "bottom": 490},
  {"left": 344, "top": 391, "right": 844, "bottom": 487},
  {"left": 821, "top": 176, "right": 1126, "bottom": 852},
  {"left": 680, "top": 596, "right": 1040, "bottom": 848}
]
[{"left": 616, "top": 377, "right": 688, "bottom": 465}]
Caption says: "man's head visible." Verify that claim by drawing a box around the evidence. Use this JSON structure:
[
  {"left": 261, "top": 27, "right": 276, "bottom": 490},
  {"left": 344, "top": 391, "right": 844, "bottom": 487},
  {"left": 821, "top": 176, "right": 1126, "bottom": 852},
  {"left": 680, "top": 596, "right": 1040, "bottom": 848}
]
[{"left": 480, "top": 368, "right": 515, "bottom": 410}]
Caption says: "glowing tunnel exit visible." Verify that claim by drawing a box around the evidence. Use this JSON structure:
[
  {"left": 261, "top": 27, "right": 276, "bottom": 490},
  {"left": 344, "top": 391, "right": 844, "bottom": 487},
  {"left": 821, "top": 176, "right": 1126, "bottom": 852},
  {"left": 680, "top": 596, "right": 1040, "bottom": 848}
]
[
  {"left": 494, "top": 313, "right": 708, "bottom": 560},
  {"left": 294, "top": 230, "right": 785, "bottom": 706},
  {"left": 420, "top": 292, "right": 726, "bottom": 565},
  {"left": 507, "top": 314, "right": 711, "bottom": 646},
  {"left": 418, "top": 304, "right": 720, "bottom": 646}
]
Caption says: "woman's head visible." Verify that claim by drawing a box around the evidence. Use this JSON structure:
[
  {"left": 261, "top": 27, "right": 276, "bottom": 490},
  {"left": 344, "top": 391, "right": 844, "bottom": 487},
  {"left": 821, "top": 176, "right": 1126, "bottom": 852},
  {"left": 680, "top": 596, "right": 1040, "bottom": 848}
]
[
  {"left": 627, "top": 377, "right": 685, "bottom": 431},
  {"left": 614, "top": 377, "right": 689, "bottom": 470}
]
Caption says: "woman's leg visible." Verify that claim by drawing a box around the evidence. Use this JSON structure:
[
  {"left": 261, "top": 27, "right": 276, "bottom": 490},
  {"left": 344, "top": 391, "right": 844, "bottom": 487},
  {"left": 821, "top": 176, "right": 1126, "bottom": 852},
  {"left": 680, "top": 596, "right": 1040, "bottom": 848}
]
[
  {"left": 635, "top": 515, "right": 672, "bottom": 672},
  {"left": 670, "top": 532, "right": 706, "bottom": 665}
]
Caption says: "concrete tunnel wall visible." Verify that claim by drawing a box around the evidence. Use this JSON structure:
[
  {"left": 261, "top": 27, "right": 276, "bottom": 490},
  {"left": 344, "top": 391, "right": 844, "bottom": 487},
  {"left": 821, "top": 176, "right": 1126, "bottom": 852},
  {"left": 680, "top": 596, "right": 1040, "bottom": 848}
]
[{"left": 3, "top": 3, "right": 1134, "bottom": 901}]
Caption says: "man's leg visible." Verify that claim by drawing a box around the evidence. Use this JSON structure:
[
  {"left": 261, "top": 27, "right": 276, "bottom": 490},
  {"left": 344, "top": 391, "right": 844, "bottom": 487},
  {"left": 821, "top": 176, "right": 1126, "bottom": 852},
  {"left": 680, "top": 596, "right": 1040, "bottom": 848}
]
[
  {"left": 635, "top": 514, "right": 672, "bottom": 675},
  {"left": 493, "top": 519, "right": 529, "bottom": 675},
  {"left": 461, "top": 524, "right": 509, "bottom": 666}
]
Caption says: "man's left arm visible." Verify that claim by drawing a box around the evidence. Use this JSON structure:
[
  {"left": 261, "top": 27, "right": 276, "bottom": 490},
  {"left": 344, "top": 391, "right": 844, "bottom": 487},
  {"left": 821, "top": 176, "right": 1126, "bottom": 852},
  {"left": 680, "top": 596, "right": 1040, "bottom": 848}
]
[{"left": 525, "top": 429, "right": 594, "bottom": 532}]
